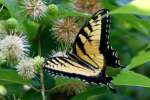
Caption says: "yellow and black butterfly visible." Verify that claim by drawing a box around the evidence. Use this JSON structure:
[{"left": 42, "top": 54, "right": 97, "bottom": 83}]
[{"left": 43, "top": 9, "right": 124, "bottom": 92}]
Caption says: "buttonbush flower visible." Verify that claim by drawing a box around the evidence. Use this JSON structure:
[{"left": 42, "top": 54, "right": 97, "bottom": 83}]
[
  {"left": 23, "top": 0, "right": 47, "bottom": 19},
  {"left": 52, "top": 17, "right": 79, "bottom": 43},
  {"left": 16, "top": 58, "right": 35, "bottom": 79},
  {"left": 0, "top": 34, "right": 29, "bottom": 63}
]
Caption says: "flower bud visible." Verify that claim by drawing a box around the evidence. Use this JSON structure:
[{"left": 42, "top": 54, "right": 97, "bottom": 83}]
[{"left": 48, "top": 4, "right": 58, "bottom": 15}]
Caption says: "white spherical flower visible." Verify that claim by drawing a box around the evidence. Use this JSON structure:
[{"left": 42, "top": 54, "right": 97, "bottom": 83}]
[
  {"left": 23, "top": 0, "right": 47, "bottom": 19},
  {"left": 16, "top": 58, "right": 35, "bottom": 79},
  {"left": 0, "top": 34, "right": 29, "bottom": 63}
]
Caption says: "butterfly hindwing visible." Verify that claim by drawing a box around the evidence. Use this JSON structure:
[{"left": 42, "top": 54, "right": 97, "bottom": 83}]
[{"left": 44, "top": 56, "right": 99, "bottom": 77}]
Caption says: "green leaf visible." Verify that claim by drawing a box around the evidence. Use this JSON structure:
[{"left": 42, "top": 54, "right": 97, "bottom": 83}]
[
  {"left": 23, "top": 20, "right": 39, "bottom": 40},
  {"left": 112, "top": 71, "right": 150, "bottom": 88},
  {"left": 71, "top": 87, "right": 106, "bottom": 100},
  {"left": 127, "top": 48, "right": 150, "bottom": 70},
  {"left": 111, "top": 0, "right": 150, "bottom": 16},
  {"left": 3, "top": 0, "right": 24, "bottom": 20},
  {"left": 0, "top": 68, "right": 29, "bottom": 84},
  {"left": 0, "top": 0, "right": 4, "bottom": 3}
]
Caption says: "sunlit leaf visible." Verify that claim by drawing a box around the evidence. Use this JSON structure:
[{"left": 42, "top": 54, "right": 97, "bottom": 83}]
[
  {"left": 113, "top": 71, "right": 150, "bottom": 88},
  {"left": 127, "top": 47, "right": 150, "bottom": 70},
  {"left": 0, "top": 0, "right": 4, "bottom": 4},
  {"left": 111, "top": 0, "right": 150, "bottom": 16}
]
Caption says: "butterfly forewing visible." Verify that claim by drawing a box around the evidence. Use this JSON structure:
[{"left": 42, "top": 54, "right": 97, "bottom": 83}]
[{"left": 73, "top": 9, "right": 109, "bottom": 70}]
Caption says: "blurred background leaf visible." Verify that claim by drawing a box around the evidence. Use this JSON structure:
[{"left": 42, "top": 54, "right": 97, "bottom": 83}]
[{"left": 127, "top": 46, "right": 150, "bottom": 70}]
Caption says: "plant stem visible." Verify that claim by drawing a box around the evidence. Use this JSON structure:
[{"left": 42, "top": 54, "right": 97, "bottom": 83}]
[
  {"left": 38, "top": 26, "right": 46, "bottom": 100},
  {"left": 40, "top": 67, "right": 46, "bottom": 100}
]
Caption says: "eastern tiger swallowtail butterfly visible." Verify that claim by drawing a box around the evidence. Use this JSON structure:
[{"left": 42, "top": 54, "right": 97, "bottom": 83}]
[{"left": 43, "top": 9, "right": 124, "bottom": 92}]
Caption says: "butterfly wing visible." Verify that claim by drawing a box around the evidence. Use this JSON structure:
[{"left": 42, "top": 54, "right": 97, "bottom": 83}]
[
  {"left": 72, "top": 9, "right": 122, "bottom": 69},
  {"left": 43, "top": 56, "right": 101, "bottom": 77}
]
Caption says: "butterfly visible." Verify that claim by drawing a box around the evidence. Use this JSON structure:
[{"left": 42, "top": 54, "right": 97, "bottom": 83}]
[{"left": 43, "top": 9, "right": 124, "bottom": 92}]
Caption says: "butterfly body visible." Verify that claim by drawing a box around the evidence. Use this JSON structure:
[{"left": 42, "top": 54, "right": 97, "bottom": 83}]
[{"left": 43, "top": 9, "right": 123, "bottom": 92}]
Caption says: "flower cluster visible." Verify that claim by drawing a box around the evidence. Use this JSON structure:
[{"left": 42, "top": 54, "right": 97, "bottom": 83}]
[
  {"left": 16, "top": 58, "right": 35, "bottom": 79},
  {"left": 23, "top": 0, "right": 47, "bottom": 19},
  {"left": 0, "top": 33, "right": 29, "bottom": 63},
  {"left": 16, "top": 56, "right": 44, "bottom": 79},
  {"left": 52, "top": 17, "right": 80, "bottom": 43},
  {"left": 0, "top": 31, "right": 45, "bottom": 79}
]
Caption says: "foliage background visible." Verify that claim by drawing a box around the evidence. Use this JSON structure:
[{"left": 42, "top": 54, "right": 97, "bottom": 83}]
[{"left": 0, "top": 0, "right": 150, "bottom": 100}]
